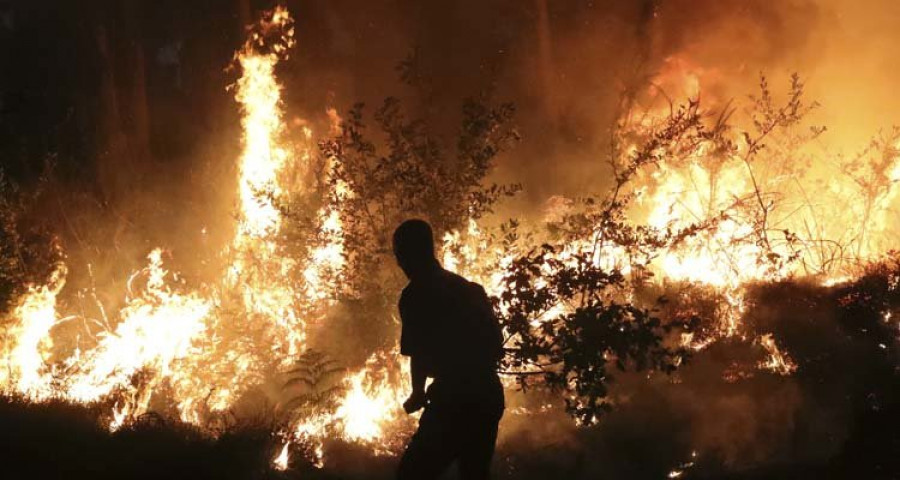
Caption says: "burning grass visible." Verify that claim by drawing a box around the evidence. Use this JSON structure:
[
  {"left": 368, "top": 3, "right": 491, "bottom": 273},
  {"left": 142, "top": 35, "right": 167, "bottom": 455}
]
[{"left": 1, "top": 259, "right": 897, "bottom": 479}]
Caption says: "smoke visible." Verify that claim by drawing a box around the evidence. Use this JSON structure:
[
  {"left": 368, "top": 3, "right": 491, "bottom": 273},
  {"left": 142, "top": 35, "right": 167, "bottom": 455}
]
[
  {"left": 803, "top": 0, "right": 900, "bottom": 148},
  {"left": 2, "top": 0, "right": 875, "bottom": 280},
  {"left": 282, "top": 0, "right": 900, "bottom": 221},
  {"left": 281, "top": 0, "right": 832, "bottom": 204},
  {"left": 4, "top": 0, "right": 894, "bottom": 259}
]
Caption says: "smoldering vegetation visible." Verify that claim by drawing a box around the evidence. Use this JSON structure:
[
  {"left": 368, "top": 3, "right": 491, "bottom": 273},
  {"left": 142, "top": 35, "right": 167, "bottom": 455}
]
[
  {"left": 2, "top": 261, "right": 897, "bottom": 479},
  {"left": 487, "top": 265, "right": 900, "bottom": 480},
  {"left": 383, "top": 266, "right": 898, "bottom": 479}
]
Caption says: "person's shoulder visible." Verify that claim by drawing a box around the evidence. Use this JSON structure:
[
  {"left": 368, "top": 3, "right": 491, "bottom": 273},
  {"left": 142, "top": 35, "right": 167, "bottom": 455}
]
[
  {"left": 439, "top": 269, "right": 487, "bottom": 296},
  {"left": 437, "top": 268, "right": 468, "bottom": 286}
]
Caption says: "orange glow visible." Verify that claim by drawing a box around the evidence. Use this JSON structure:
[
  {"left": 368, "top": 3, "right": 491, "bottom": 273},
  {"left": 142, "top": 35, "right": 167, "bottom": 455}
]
[{"left": 1, "top": 6, "right": 898, "bottom": 475}]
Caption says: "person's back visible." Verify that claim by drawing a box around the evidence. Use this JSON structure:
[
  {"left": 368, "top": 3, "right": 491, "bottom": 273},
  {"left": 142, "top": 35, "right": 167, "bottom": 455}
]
[
  {"left": 393, "top": 219, "right": 504, "bottom": 480},
  {"left": 400, "top": 267, "right": 503, "bottom": 404}
]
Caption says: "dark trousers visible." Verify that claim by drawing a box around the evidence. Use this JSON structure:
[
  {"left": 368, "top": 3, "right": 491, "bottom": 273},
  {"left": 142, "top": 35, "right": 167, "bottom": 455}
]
[{"left": 397, "top": 400, "right": 503, "bottom": 480}]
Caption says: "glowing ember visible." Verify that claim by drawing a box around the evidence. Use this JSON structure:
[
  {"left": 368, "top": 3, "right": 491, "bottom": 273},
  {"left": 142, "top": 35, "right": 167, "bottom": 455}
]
[{"left": 758, "top": 333, "right": 798, "bottom": 375}]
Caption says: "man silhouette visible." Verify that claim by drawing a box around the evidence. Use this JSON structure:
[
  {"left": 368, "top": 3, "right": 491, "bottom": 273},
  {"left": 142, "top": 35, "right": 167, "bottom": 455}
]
[{"left": 393, "top": 219, "right": 505, "bottom": 480}]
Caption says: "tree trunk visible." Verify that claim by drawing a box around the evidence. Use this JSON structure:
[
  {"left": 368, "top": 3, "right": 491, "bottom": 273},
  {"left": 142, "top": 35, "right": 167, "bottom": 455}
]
[{"left": 93, "top": 22, "right": 129, "bottom": 203}]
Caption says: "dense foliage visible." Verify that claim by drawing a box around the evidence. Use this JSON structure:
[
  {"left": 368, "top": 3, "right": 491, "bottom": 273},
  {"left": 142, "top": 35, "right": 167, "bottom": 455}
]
[{"left": 0, "top": 171, "right": 62, "bottom": 312}]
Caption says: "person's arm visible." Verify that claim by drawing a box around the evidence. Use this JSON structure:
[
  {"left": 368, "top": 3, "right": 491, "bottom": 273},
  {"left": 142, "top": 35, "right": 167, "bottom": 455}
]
[
  {"left": 399, "top": 289, "right": 427, "bottom": 414},
  {"left": 410, "top": 355, "right": 427, "bottom": 396},
  {"left": 403, "top": 356, "right": 428, "bottom": 414}
]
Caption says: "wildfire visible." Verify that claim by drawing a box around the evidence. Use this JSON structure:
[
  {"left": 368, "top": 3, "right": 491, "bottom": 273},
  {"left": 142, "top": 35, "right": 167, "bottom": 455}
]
[
  {"left": 2, "top": 4, "right": 900, "bottom": 476},
  {"left": 290, "top": 351, "right": 411, "bottom": 466},
  {"left": 334, "top": 353, "right": 409, "bottom": 446},
  {"left": 273, "top": 441, "right": 290, "bottom": 471},
  {"left": 0, "top": 5, "right": 347, "bottom": 435},
  {"left": 66, "top": 249, "right": 211, "bottom": 419},
  {"left": 228, "top": 5, "right": 305, "bottom": 365},
  {"left": 0, "top": 263, "right": 66, "bottom": 400}
]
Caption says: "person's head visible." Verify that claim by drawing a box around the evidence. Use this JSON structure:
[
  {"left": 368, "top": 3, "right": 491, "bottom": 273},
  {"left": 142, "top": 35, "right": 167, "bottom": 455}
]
[{"left": 393, "top": 219, "right": 438, "bottom": 279}]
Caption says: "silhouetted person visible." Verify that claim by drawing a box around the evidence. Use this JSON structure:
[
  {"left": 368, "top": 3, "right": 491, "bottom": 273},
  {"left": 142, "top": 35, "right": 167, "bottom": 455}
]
[{"left": 393, "top": 219, "right": 505, "bottom": 480}]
